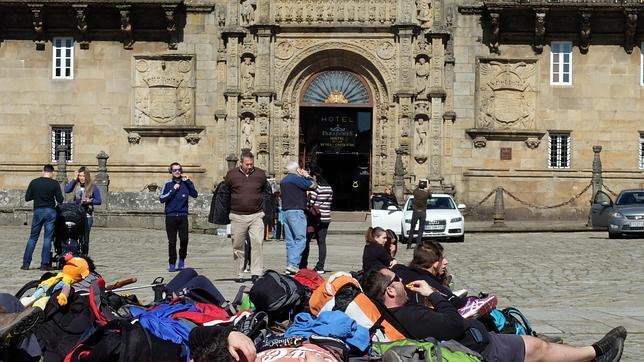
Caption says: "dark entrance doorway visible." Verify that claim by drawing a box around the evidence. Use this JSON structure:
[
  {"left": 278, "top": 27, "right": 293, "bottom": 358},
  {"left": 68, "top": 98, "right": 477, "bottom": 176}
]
[{"left": 299, "top": 107, "right": 372, "bottom": 211}]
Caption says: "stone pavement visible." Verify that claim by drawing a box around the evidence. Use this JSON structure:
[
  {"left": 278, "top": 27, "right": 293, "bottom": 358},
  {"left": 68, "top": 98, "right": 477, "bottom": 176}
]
[{"left": 1, "top": 226, "right": 642, "bottom": 360}]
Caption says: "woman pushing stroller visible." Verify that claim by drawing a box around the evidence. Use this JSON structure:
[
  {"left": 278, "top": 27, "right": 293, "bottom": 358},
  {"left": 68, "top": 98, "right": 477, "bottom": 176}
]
[{"left": 64, "top": 166, "right": 102, "bottom": 255}]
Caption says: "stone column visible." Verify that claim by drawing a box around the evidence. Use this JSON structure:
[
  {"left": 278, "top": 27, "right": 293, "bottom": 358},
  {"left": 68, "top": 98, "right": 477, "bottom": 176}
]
[
  {"left": 428, "top": 34, "right": 446, "bottom": 188},
  {"left": 95, "top": 150, "right": 110, "bottom": 209},
  {"left": 493, "top": 186, "right": 505, "bottom": 225},
  {"left": 56, "top": 145, "right": 68, "bottom": 193},
  {"left": 587, "top": 145, "right": 603, "bottom": 226},
  {"left": 394, "top": 147, "right": 406, "bottom": 205}
]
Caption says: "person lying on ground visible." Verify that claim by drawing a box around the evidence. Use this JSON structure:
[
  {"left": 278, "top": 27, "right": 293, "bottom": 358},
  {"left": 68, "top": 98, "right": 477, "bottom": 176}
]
[
  {"left": 362, "top": 267, "right": 627, "bottom": 362},
  {"left": 189, "top": 325, "right": 256, "bottom": 362}
]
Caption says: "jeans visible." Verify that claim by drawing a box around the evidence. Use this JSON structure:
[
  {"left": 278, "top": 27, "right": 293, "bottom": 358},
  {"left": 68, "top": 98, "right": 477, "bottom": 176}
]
[
  {"left": 407, "top": 210, "right": 427, "bottom": 247},
  {"left": 165, "top": 215, "right": 189, "bottom": 265},
  {"left": 283, "top": 209, "right": 307, "bottom": 269},
  {"left": 23, "top": 207, "right": 57, "bottom": 267},
  {"left": 300, "top": 222, "right": 329, "bottom": 270},
  {"left": 83, "top": 216, "right": 93, "bottom": 255}
]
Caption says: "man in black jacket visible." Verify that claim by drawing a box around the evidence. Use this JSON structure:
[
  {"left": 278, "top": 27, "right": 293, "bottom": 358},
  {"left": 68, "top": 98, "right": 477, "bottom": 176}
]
[
  {"left": 22, "top": 165, "right": 64, "bottom": 271},
  {"left": 362, "top": 268, "right": 627, "bottom": 362}
]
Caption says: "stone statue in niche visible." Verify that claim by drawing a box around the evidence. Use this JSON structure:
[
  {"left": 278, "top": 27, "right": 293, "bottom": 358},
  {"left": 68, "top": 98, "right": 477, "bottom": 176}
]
[
  {"left": 415, "top": 57, "right": 430, "bottom": 98},
  {"left": 416, "top": 0, "right": 431, "bottom": 27},
  {"left": 415, "top": 119, "right": 427, "bottom": 152},
  {"left": 240, "top": 0, "right": 256, "bottom": 26},
  {"left": 241, "top": 117, "right": 254, "bottom": 150},
  {"left": 240, "top": 57, "right": 255, "bottom": 95}
]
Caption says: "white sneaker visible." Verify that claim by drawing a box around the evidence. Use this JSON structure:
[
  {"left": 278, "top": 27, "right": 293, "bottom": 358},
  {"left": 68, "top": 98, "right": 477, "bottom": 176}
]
[
  {"left": 453, "top": 289, "right": 468, "bottom": 298},
  {"left": 243, "top": 267, "right": 250, "bottom": 273}
]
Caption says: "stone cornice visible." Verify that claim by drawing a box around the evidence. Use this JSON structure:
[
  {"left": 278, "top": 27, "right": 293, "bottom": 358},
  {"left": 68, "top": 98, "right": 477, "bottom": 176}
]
[
  {"left": 0, "top": 0, "right": 181, "bottom": 4},
  {"left": 481, "top": 0, "right": 644, "bottom": 10}
]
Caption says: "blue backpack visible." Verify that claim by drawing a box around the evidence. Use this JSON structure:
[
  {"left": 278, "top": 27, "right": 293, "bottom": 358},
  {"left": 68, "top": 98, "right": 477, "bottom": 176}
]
[{"left": 485, "top": 307, "right": 536, "bottom": 336}]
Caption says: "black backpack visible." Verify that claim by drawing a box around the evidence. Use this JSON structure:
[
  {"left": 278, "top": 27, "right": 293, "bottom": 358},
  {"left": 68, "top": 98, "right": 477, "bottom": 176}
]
[{"left": 249, "top": 270, "right": 306, "bottom": 321}]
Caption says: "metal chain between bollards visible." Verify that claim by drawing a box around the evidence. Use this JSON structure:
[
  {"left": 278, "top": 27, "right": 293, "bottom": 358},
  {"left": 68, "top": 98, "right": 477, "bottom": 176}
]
[
  {"left": 462, "top": 189, "right": 496, "bottom": 215},
  {"left": 601, "top": 183, "right": 618, "bottom": 197},
  {"left": 502, "top": 182, "right": 592, "bottom": 209}
]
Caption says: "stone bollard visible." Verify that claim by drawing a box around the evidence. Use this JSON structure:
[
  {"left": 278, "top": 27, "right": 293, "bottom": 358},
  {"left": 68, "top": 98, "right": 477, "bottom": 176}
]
[
  {"left": 55, "top": 144, "right": 68, "bottom": 193},
  {"left": 95, "top": 150, "right": 110, "bottom": 209},
  {"left": 493, "top": 186, "right": 505, "bottom": 225},
  {"left": 587, "top": 145, "right": 603, "bottom": 227},
  {"left": 393, "top": 147, "right": 406, "bottom": 206}
]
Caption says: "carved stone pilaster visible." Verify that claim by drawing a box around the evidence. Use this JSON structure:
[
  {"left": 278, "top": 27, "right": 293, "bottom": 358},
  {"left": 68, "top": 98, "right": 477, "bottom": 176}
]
[
  {"left": 397, "top": 28, "right": 415, "bottom": 95},
  {"left": 73, "top": 5, "right": 89, "bottom": 49},
  {"left": 29, "top": 4, "right": 45, "bottom": 50},
  {"left": 624, "top": 11, "right": 638, "bottom": 54},
  {"left": 162, "top": 4, "right": 178, "bottom": 50},
  {"left": 579, "top": 11, "right": 592, "bottom": 55},
  {"left": 118, "top": 6, "right": 134, "bottom": 50},
  {"left": 533, "top": 10, "right": 547, "bottom": 54},
  {"left": 488, "top": 11, "right": 500, "bottom": 54}
]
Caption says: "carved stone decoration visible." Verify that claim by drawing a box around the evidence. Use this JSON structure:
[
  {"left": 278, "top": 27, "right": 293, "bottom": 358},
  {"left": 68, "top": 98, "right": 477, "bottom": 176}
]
[
  {"left": 29, "top": 5, "right": 45, "bottom": 50},
  {"left": 240, "top": 116, "right": 255, "bottom": 151},
  {"left": 127, "top": 132, "right": 141, "bottom": 144},
  {"left": 119, "top": 6, "right": 134, "bottom": 50},
  {"left": 74, "top": 5, "right": 89, "bottom": 49},
  {"left": 414, "top": 116, "right": 428, "bottom": 163},
  {"left": 533, "top": 10, "right": 547, "bottom": 54},
  {"left": 579, "top": 11, "right": 592, "bottom": 55},
  {"left": 624, "top": 11, "right": 638, "bottom": 54},
  {"left": 273, "top": 0, "right": 397, "bottom": 25},
  {"left": 525, "top": 137, "right": 540, "bottom": 149},
  {"left": 185, "top": 133, "right": 201, "bottom": 145},
  {"left": 240, "top": 56, "right": 256, "bottom": 96},
  {"left": 276, "top": 41, "right": 294, "bottom": 60},
  {"left": 415, "top": 56, "right": 430, "bottom": 99},
  {"left": 133, "top": 55, "right": 195, "bottom": 126},
  {"left": 377, "top": 41, "right": 395, "bottom": 60},
  {"left": 477, "top": 59, "right": 537, "bottom": 130},
  {"left": 489, "top": 12, "right": 500, "bottom": 54},
  {"left": 473, "top": 136, "right": 487, "bottom": 148},
  {"left": 240, "top": 0, "right": 257, "bottom": 26},
  {"left": 162, "top": 5, "right": 178, "bottom": 50},
  {"left": 416, "top": 0, "right": 432, "bottom": 28}
]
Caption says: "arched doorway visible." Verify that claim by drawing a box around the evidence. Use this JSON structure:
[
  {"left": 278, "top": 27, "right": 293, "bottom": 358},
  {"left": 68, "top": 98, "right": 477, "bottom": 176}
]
[{"left": 299, "top": 70, "right": 373, "bottom": 211}]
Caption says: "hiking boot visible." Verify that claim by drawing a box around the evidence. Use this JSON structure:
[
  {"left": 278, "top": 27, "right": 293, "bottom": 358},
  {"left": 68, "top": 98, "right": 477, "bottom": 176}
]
[
  {"left": 0, "top": 307, "right": 43, "bottom": 349},
  {"left": 284, "top": 266, "right": 298, "bottom": 275},
  {"left": 168, "top": 264, "right": 176, "bottom": 272},
  {"left": 593, "top": 326, "right": 627, "bottom": 362},
  {"left": 177, "top": 259, "right": 185, "bottom": 270},
  {"left": 536, "top": 333, "right": 563, "bottom": 344},
  {"left": 251, "top": 275, "right": 260, "bottom": 284},
  {"left": 19, "top": 265, "right": 29, "bottom": 271},
  {"left": 458, "top": 294, "right": 498, "bottom": 319}
]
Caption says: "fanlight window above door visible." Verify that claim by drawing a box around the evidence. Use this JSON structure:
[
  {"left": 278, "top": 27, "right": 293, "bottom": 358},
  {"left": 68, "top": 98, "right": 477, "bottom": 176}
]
[{"left": 302, "top": 71, "right": 371, "bottom": 105}]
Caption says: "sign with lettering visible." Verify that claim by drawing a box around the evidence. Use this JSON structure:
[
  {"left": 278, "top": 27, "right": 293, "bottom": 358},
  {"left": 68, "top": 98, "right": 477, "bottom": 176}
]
[{"left": 319, "top": 114, "right": 357, "bottom": 152}]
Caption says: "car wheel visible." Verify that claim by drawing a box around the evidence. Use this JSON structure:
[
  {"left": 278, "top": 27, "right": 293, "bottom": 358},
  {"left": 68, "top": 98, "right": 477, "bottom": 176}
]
[{"left": 608, "top": 232, "right": 620, "bottom": 239}]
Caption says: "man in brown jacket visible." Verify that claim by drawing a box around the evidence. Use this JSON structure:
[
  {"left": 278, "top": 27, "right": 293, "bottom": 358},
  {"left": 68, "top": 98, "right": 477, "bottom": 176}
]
[
  {"left": 407, "top": 179, "right": 431, "bottom": 248},
  {"left": 225, "top": 150, "right": 267, "bottom": 283}
]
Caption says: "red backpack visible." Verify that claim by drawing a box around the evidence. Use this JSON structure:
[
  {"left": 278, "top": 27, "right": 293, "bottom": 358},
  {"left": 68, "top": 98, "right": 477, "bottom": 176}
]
[{"left": 294, "top": 269, "right": 324, "bottom": 291}]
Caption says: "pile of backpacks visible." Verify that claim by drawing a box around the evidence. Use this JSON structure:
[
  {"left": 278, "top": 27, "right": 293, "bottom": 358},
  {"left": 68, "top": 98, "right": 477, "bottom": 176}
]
[{"left": 10, "top": 267, "right": 540, "bottom": 362}]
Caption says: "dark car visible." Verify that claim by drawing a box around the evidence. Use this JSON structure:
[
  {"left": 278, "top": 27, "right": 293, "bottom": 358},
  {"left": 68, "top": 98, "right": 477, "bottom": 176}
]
[{"left": 591, "top": 189, "right": 644, "bottom": 239}]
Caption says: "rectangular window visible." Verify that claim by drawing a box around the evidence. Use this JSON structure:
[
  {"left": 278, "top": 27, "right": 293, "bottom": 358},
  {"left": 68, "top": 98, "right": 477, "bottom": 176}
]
[
  {"left": 51, "top": 126, "right": 73, "bottom": 162},
  {"left": 640, "top": 133, "right": 644, "bottom": 169},
  {"left": 550, "top": 41, "right": 572, "bottom": 85},
  {"left": 548, "top": 132, "right": 571, "bottom": 169},
  {"left": 52, "top": 37, "right": 74, "bottom": 79}
]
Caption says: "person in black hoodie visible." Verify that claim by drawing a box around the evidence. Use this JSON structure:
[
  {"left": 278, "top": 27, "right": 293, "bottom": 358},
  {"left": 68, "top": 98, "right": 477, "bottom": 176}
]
[
  {"left": 362, "top": 268, "right": 627, "bottom": 362},
  {"left": 361, "top": 227, "right": 396, "bottom": 272}
]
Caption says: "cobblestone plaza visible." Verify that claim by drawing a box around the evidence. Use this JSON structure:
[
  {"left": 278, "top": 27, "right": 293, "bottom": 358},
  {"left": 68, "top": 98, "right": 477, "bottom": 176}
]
[{"left": 1, "top": 226, "right": 642, "bottom": 359}]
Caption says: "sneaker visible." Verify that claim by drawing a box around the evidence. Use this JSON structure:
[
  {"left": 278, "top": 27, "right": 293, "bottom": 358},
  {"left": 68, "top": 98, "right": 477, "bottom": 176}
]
[
  {"left": 178, "top": 259, "right": 185, "bottom": 270},
  {"left": 0, "top": 307, "right": 43, "bottom": 349},
  {"left": 284, "top": 266, "right": 298, "bottom": 275},
  {"left": 453, "top": 289, "right": 468, "bottom": 298},
  {"left": 168, "top": 264, "right": 176, "bottom": 272},
  {"left": 536, "top": 333, "right": 563, "bottom": 344},
  {"left": 19, "top": 265, "right": 29, "bottom": 271},
  {"left": 39, "top": 265, "right": 55, "bottom": 271},
  {"left": 593, "top": 326, "right": 627, "bottom": 362},
  {"left": 243, "top": 267, "right": 251, "bottom": 273},
  {"left": 458, "top": 294, "right": 498, "bottom": 319},
  {"left": 251, "top": 275, "right": 260, "bottom": 283},
  {"left": 315, "top": 268, "right": 326, "bottom": 275}
]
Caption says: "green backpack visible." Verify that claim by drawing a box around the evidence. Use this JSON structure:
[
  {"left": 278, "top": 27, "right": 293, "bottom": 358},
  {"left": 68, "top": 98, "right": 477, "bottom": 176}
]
[{"left": 372, "top": 338, "right": 483, "bottom": 362}]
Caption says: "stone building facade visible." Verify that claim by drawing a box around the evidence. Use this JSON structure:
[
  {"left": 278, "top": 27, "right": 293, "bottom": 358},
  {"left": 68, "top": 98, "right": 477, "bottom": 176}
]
[{"left": 0, "top": 0, "right": 643, "bottom": 221}]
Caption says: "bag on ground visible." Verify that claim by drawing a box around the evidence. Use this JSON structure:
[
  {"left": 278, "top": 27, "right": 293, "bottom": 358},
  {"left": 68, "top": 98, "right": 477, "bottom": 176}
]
[
  {"left": 249, "top": 270, "right": 306, "bottom": 321},
  {"left": 372, "top": 338, "right": 483, "bottom": 362},
  {"left": 480, "top": 307, "right": 536, "bottom": 336}
]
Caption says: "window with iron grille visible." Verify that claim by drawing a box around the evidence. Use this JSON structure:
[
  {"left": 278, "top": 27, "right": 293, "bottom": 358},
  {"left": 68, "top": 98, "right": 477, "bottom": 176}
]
[
  {"left": 640, "top": 133, "right": 644, "bottom": 169},
  {"left": 548, "top": 133, "right": 571, "bottom": 169},
  {"left": 550, "top": 41, "right": 572, "bottom": 85},
  {"left": 51, "top": 127, "right": 73, "bottom": 162},
  {"left": 52, "top": 37, "right": 74, "bottom": 79}
]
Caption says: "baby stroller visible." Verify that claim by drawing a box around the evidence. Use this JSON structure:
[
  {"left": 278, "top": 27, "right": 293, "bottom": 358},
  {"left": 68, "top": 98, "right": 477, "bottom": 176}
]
[{"left": 53, "top": 202, "right": 86, "bottom": 268}]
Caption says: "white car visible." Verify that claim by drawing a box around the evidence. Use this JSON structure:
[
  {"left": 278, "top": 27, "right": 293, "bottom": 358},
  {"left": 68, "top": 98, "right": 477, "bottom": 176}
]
[{"left": 371, "top": 193, "right": 466, "bottom": 243}]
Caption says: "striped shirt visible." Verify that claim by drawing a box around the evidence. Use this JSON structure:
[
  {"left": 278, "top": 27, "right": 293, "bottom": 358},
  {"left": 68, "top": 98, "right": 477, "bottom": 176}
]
[{"left": 308, "top": 185, "right": 333, "bottom": 223}]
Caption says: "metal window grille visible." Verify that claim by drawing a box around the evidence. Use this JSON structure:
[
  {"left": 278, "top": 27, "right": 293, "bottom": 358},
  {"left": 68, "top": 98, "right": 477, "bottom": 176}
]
[
  {"left": 52, "top": 37, "right": 74, "bottom": 79},
  {"left": 550, "top": 42, "right": 572, "bottom": 85},
  {"left": 548, "top": 133, "right": 571, "bottom": 169},
  {"left": 51, "top": 127, "right": 73, "bottom": 162},
  {"left": 640, "top": 134, "right": 644, "bottom": 169}
]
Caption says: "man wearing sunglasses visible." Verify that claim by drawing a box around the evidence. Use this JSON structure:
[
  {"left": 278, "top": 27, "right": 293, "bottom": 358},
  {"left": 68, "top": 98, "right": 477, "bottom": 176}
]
[
  {"left": 362, "top": 268, "right": 627, "bottom": 362},
  {"left": 160, "top": 162, "right": 198, "bottom": 272}
]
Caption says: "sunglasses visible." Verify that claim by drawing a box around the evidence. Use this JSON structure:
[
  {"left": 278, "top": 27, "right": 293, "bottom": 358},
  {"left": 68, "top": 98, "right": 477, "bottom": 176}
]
[
  {"left": 172, "top": 168, "right": 182, "bottom": 173},
  {"left": 386, "top": 275, "right": 401, "bottom": 288}
]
